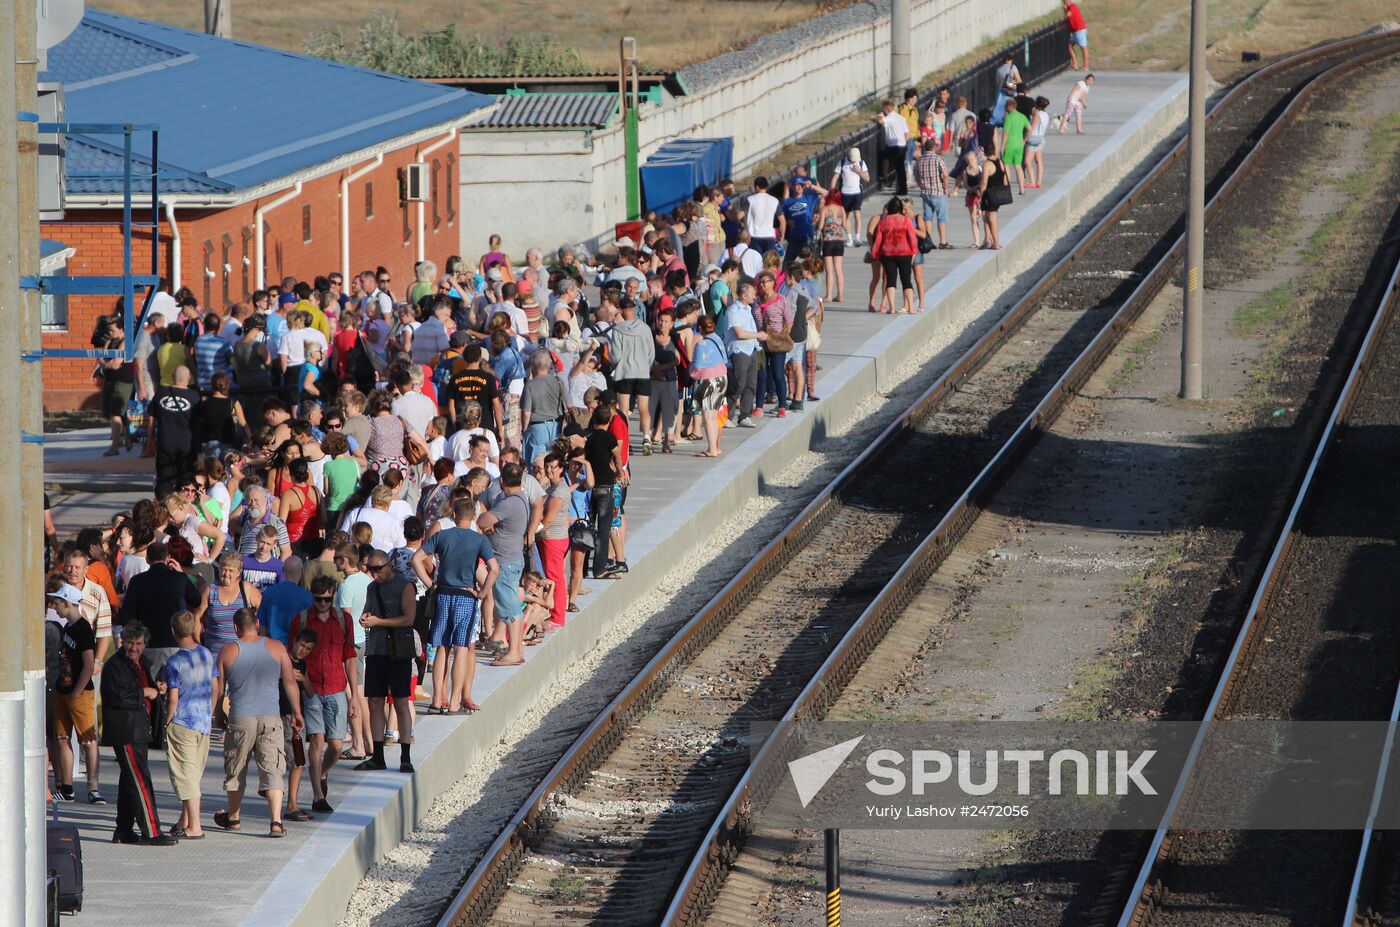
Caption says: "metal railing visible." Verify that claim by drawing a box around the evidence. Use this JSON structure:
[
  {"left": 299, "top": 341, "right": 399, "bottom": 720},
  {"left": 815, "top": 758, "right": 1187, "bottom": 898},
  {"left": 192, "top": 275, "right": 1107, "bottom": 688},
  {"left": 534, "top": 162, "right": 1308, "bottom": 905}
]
[{"left": 793, "top": 19, "right": 1070, "bottom": 190}]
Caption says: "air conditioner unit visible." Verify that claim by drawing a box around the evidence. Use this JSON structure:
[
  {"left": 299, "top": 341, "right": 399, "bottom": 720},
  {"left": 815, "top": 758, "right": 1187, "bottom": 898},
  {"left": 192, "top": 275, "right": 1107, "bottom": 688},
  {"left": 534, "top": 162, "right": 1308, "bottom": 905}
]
[{"left": 403, "top": 163, "right": 430, "bottom": 202}]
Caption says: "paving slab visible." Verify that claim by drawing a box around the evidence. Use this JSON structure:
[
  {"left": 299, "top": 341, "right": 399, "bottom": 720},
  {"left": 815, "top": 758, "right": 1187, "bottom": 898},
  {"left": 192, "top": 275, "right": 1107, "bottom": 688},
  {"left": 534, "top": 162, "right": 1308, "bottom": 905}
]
[{"left": 47, "top": 69, "right": 1188, "bottom": 926}]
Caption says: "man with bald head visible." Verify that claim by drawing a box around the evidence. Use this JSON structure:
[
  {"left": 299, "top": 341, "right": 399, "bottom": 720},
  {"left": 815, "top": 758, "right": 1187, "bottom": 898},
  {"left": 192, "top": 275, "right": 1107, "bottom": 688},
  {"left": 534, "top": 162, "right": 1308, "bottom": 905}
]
[
  {"left": 257, "top": 554, "right": 314, "bottom": 645},
  {"left": 152, "top": 365, "right": 199, "bottom": 490}
]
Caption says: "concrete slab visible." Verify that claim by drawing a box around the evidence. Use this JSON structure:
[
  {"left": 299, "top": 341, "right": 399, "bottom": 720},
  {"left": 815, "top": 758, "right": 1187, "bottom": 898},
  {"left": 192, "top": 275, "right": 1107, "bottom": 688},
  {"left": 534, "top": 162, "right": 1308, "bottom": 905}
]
[{"left": 53, "top": 69, "right": 1188, "bottom": 926}]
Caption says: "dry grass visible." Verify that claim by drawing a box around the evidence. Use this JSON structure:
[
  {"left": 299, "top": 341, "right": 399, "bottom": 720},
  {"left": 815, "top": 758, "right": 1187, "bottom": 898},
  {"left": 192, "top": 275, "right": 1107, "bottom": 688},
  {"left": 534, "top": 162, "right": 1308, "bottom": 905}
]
[
  {"left": 1087, "top": 0, "right": 1400, "bottom": 79},
  {"left": 88, "top": 0, "right": 831, "bottom": 72}
]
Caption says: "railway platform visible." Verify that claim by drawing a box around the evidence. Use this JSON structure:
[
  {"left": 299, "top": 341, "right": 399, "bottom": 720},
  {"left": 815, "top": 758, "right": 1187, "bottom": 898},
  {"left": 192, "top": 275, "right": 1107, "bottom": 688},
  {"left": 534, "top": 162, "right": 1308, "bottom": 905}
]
[{"left": 50, "top": 69, "right": 1187, "bottom": 926}]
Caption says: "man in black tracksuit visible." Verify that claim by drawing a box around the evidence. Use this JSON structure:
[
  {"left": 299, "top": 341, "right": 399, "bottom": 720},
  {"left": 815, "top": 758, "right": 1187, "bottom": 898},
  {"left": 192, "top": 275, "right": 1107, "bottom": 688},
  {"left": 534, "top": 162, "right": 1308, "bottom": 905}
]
[{"left": 101, "top": 621, "right": 176, "bottom": 846}]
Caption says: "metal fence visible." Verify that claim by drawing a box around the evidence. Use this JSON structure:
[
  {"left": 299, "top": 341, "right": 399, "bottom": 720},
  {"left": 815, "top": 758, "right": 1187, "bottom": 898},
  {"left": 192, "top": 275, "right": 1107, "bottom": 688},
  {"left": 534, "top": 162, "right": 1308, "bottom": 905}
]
[{"left": 793, "top": 19, "right": 1071, "bottom": 189}]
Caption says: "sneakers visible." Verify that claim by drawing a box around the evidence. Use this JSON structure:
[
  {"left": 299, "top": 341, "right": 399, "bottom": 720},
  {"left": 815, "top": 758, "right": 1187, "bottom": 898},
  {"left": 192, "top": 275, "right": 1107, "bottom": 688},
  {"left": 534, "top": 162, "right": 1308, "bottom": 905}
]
[
  {"left": 788, "top": 401, "right": 804, "bottom": 412},
  {"left": 750, "top": 408, "right": 762, "bottom": 419},
  {"left": 88, "top": 789, "right": 107, "bottom": 805},
  {"left": 612, "top": 561, "right": 629, "bottom": 574},
  {"left": 775, "top": 407, "right": 788, "bottom": 419},
  {"left": 54, "top": 785, "right": 74, "bottom": 803},
  {"left": 312, "top": 798, "right": 335, "bottom": 814},
  {"left": 641, "top": 439, "right": 653, "bottom": 456},
  {"left": 724, "top": 419, "right": 736, "bottom": 429},
  {"left": 738, "top": 417, "right": 756, "bottom": 428}
]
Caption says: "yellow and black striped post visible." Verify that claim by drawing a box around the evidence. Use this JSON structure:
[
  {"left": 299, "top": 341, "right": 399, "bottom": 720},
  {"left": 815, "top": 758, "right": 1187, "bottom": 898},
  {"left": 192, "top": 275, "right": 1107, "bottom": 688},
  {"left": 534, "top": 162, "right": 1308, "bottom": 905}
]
[{"left": 824, "top": 828, "right": 842, "bottom": 926}]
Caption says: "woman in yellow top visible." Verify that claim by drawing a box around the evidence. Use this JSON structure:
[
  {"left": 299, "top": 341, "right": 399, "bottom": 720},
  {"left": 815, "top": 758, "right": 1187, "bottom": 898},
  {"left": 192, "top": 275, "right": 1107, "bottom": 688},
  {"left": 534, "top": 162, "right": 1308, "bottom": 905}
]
[
  {"left": 295, "top": 298, "right": 331, "bottom": 341},
  {"left": 155, "top": 324, "right": 189, "bottom": 387}
]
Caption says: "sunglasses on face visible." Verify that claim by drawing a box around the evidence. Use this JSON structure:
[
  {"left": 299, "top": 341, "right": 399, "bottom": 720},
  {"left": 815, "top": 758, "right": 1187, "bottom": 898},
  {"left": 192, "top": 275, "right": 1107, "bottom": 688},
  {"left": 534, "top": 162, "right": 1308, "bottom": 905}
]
[
  {"left": 326, "top": 421, "right": 342, "bottom": 429},
  {"left": 314, "top": 595, "right": 333, "bottom": 602}
]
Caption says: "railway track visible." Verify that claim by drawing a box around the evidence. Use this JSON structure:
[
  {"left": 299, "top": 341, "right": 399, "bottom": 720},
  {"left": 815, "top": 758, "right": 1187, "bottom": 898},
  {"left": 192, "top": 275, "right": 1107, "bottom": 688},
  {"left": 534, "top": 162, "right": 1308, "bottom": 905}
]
[
  {"left": 432, "top": 31, "right": 1400, "bottom": 927},
  {"left": 1114, "top": 216, "right": 1400, "bottom": 926}
]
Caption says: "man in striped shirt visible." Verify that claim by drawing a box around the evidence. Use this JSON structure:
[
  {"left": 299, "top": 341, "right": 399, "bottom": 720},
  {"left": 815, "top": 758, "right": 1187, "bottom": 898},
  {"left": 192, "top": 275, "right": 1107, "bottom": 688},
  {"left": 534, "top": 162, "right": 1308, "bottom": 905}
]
[
  {"left": 192, "top": 313, "right": 233, "bottom": 394},
  {"left": 914, "top": 138, "right": 953, "bottom": 249}
]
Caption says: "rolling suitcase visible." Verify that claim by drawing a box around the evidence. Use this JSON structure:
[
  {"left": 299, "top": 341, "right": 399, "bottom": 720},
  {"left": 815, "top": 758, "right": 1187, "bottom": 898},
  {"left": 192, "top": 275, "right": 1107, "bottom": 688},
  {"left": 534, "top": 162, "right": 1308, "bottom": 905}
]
[{"left": 47, "top": 823, "right": 83, "bottom": 913}]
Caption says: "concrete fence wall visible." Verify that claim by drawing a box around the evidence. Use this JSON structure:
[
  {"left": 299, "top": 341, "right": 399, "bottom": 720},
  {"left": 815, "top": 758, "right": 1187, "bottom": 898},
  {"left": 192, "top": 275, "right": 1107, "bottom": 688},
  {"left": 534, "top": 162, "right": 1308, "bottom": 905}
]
[{"left": 458, "top": 0, "right": 1058, "bottom": 253}]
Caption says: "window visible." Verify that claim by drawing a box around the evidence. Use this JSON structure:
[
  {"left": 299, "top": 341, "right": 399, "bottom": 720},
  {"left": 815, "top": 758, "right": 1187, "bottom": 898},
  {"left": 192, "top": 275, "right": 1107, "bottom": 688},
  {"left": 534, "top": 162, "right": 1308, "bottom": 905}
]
[
  {"left": 365, "top": 181, "right": 374, "bottom": 219},
  {"left": 446, "top": 154, "right": 456, "bottom": 223},
  {"left": 202, "top": 240, "right": 214, "bottom": 309},
  {"left": 221, "top": 233, "right": 233, "bottom": 306},
  {"left": 241, "top": 226, "right": 253, "bottom": 294},
  {"left": 431, "top": 160, "right": 441, "bottom": 230},
  {"left": 40, "top": 267, "right": 67, "bottom": 331},
  {"left": 302, "top": 204, "right": 312, "bottom": 243}
]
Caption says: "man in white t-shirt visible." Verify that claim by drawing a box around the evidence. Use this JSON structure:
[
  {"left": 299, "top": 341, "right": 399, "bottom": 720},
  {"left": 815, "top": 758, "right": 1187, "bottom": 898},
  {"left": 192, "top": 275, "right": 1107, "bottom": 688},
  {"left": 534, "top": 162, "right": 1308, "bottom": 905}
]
[
  {"left": 871, "top": 99, "right": 910, "bottom": 195},
  {"left": 726, "top": 234, "right": 765, "bottom": 283},
  {"left": 743, "top": 177, "right": 784, "bottom": 255},
  {"left": 357, "top": 270, "right": 393, "bottom": 322},
  {"left": 830, "top": 147, "right": 871, "bottom": 246},
  {"left": 390, "top": 367, "right": 436, "bottom": 435}
]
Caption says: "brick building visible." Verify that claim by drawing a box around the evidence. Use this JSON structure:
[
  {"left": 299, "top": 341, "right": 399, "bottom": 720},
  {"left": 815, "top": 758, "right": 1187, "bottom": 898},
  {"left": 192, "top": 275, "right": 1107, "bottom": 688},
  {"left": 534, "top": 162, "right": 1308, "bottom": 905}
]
[{"left": 38, "top": 12, "right": 492, "bottom": 409}]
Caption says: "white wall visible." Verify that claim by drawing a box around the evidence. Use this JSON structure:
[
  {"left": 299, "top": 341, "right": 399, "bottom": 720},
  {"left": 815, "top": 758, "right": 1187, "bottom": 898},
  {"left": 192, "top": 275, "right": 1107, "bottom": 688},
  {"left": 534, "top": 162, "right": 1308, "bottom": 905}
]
[{"left": 459, "top": 0, "right": 1058, "bottom": 251}]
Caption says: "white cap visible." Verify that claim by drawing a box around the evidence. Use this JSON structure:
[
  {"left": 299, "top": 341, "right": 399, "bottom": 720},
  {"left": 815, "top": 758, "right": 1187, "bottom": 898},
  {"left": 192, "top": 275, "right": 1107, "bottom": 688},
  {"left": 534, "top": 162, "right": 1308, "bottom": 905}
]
[
  {"left": 615, "top": 236, "right": 637, "bottom": 249},
  {"left": 848, "top": 148, "right": 861, "bottom": 163},
  {"left": 48, "top": 583, "right": 84, "bottom": 605}
]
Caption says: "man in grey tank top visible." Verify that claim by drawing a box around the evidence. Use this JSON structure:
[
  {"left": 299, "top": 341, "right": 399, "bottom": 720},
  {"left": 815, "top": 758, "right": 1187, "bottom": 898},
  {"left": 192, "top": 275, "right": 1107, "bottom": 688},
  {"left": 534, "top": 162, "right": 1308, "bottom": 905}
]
[{"left": 213, "top": 606, "right": 304, "bottom": 837}]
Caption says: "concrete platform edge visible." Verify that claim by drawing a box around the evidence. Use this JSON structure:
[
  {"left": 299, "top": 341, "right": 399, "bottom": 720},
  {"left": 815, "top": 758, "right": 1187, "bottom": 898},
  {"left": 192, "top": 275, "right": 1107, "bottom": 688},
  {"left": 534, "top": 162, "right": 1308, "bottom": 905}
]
[{"left": 242, "top": 72, "right": 1191, "bottom": 927}]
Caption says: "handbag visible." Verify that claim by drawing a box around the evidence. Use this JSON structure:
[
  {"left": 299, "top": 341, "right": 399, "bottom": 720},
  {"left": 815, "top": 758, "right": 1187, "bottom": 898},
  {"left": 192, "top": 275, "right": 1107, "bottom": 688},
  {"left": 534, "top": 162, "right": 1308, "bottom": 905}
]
[
  {"left": 984, "top": 183, "right": 1013, "bottom": 208},
  {"left": 983, "top": 163, "right": 1013, "bottom": 208},
  {"left": 401, "top": 418, "right": 429, "bottom": 465},
  {"left": 569, "top": 518, "right": 597, "bottom": 551},
  {"left": 918, "top": 228, "right": 937, "bottom": 254},
  {"left": 765, "top": 330, "right": 794, "bottom": 354}
]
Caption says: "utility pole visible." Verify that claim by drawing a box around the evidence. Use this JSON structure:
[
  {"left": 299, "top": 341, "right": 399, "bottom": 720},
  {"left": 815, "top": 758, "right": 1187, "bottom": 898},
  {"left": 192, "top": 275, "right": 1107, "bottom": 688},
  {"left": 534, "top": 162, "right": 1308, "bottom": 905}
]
[
  {"left": 204, "top": 0, "right": 231, "bottom": 38},
  {"left": 2, "top": 0, "right": 46, "bottom": 916},
  {"left": 16, "top": 0, "right": 46, "bottom": 914},
  {"left": 890, "top": 0, "right": 912, "bottom": 98},
  {"left": 1180, "top": 0, "right": 1206, "bottom": 399},
  {"left": 619, "top": 37, "right": 639, "bottom": 221}
]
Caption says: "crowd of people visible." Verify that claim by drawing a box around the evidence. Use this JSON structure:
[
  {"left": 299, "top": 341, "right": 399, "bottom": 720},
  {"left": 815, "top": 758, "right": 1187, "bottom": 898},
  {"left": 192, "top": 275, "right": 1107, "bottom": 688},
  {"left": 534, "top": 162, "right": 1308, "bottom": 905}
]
[{"left": 49, "top": 8, "right": 1099, "bottom": 847}]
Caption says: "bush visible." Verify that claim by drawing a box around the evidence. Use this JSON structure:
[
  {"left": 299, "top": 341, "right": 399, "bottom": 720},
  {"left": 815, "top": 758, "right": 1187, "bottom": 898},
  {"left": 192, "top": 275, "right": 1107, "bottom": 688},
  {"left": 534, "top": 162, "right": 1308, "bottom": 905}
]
[{"left": 306, "top": 13, "right": 588, "bottom": 77}]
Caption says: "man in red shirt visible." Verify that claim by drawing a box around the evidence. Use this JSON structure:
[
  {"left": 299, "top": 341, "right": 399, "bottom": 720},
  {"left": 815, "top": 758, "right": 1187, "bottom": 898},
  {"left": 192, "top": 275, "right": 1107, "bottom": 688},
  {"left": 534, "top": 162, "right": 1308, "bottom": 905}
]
[
  {"left": 290, "top": 576, "right": 360, "bottom": 815},
  {"left": 1064, "top": 0, "right": 1090, "bottom": 70}
]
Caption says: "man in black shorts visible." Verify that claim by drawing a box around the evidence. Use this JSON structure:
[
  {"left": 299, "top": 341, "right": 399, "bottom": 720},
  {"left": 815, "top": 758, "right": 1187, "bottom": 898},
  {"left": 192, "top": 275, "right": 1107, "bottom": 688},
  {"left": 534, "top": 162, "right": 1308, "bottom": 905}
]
[
  {"left": 609, "top": 301, "right": 654, "bottom": 449},
  {"left": 354, "top": 551, "right": 418, "bottom": 773}
]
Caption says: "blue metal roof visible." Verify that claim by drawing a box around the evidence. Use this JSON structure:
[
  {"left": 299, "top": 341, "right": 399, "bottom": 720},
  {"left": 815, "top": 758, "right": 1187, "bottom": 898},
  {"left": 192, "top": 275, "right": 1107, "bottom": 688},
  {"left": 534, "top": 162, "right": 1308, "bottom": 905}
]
[{"left": 41, "top": 11, "right": 493, "bottom": 197}]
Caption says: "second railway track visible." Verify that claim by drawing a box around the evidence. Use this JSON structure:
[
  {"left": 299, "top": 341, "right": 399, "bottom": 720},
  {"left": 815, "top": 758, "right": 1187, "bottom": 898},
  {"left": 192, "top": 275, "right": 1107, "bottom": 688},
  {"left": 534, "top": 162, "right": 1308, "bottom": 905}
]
[
  {"left": 433, "top": 30, "right": 1400, "bottom": 927},
  {"left": 1116, "top": 207, "right": 1400, "bottom": 927}
]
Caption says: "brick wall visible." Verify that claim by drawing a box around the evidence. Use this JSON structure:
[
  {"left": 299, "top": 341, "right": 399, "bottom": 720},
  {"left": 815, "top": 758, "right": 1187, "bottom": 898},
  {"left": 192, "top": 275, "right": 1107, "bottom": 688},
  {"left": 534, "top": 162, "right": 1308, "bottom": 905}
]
[{"left": 41, "top": 137, "right": 462, "bottom": 410}]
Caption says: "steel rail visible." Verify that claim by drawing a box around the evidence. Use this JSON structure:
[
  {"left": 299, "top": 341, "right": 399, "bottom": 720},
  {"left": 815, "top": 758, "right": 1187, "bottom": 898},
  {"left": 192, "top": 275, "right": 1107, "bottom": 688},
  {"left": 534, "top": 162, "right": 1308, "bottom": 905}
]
[
  {"left": 1113, "top": 60, "right": 1400, "bottom": 927},
  {"left": 434, "top": 29, "right": 1400, "bottom": 927},
  {"left": 1326, "top": 262, "right": 1400, "bottom": 927},
  {"left": 666, "top": 31, "right": 1400, "bottom": 927}
]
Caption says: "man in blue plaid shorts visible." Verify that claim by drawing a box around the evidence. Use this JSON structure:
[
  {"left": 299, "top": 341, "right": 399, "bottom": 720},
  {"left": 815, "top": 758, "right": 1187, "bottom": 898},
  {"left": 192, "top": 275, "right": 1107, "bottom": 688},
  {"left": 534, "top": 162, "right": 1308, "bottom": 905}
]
[{"left": 413, "top": 499, "right": 499, "bottom": 713}]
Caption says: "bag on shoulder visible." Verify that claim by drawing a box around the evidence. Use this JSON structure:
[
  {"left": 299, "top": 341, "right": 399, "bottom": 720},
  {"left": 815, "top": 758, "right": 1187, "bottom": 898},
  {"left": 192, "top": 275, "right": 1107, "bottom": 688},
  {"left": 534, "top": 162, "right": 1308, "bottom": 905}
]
[
  {"left": 569, "top": 519, "right": 597, "bottom": 551},
  {"left": 765, "top": 331, "right": 794, "bottom": 354}
]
